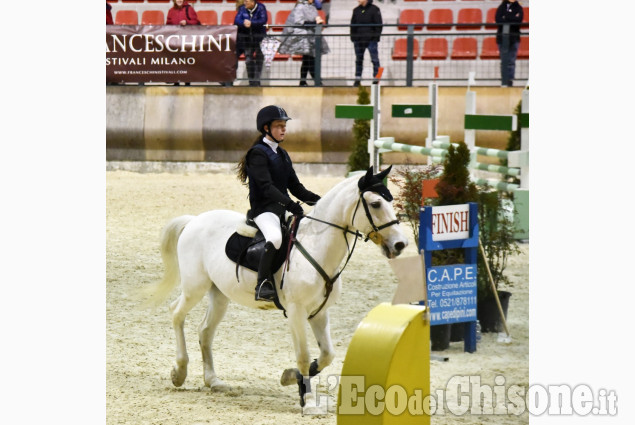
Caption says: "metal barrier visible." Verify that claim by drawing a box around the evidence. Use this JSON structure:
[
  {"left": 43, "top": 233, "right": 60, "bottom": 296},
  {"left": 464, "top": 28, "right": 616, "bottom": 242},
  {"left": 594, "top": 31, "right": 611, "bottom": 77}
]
[{"left": 242, "top": 23, "right": 529, "bottom": 87}]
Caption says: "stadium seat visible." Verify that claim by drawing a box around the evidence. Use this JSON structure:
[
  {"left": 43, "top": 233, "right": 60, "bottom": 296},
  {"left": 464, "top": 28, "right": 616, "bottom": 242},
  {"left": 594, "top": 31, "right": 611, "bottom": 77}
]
[
  {"left": 523, "top": 7, "right": 529, "bottom": 26},
  {"left": 517, "top": 36, "right": 529, "bottom": 59},
  {"left": 450, "top": 37, "right": 477, "bottom": 59},
  {"left": 198, "top": 10, "right": 218, "bottom": 26},
  {"left": 456, "top": 8, "right": 482, "bottom": 31},
  {"left": 479, "top": 37, "right": 499, "bottom": 59},
  {"left": 221, "top": 10, "right": 237, "bottom": 26},
  {"left": 391, "top": 38, "right": 419, "bottom": 60},
  {"left": 199, "top": 0, "right": 223, "bottom": 3},
  {"left": 115, "top": 10, "right": 139, "bottom": 25},
  {"left": 485, "top": 8, "right": 497, "bottom": 30},
  {"left": 421, "top": 37, "right": 448, "bottom": 60},
  {"left": 428, "top": 9, "right": 453, "bottom": 31},
  {"left": 398, "top": 9, "right": 424, "bottom": 31},
  {"left": 273, "top": 10, "right": 291, "bottom": 32},
  {"left": 147, "top": 0, "right": 170, "bottom": 3},
  {"left": 141, "top": 10, "right": 165, "bottom": 25},
  {"left": 121, "top": 0, "right": 143, "bottom": 3}
]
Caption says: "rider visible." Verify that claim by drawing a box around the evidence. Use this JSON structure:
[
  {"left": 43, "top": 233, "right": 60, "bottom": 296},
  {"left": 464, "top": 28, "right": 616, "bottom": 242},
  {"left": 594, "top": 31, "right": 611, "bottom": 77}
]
[{"left": 236, "top": 105, "right": 321, "bottom": 302}]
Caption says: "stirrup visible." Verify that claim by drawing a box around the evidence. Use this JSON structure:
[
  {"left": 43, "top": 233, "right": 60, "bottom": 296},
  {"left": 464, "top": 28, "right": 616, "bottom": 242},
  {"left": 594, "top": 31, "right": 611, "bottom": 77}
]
[{"left": 255, "top": 279, "right": 276, "bottom": 302}]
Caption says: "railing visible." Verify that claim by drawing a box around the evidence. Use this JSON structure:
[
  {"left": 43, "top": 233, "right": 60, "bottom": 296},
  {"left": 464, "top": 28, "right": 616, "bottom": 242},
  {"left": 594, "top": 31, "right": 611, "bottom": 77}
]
[{"left": 241, "top": 23, "right": 528, "bottom": 87}]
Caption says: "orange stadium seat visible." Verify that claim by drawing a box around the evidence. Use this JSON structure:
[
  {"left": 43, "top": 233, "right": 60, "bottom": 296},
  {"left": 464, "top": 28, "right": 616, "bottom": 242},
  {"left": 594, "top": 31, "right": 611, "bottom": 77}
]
[
  {"left": 456, "top": 8, "right": 482, "bottom": 31},
  {"left": 221, "top": 10, "right": 237, "bottom": 26},
  {"left": 523, "top": 7, "right": 529, "bottom": 24},
  {"left": 479, "top": 37, "right": 499, "bottom": 59},
  {"left": 147, "top": 0, "right": 170, "bottom": 3},
  {"left": 141, "top": 10, "right": 165, "bottom": 25},
  {"left": 450, "top": 37, "right": 477, "bottom": 59},
  {"left": 517, "top": 36, "right": 529, "bottom": 59},
  {"left": 392, "top": 38, "right": 419, "bottom": 60},
  {"left": 398, "top": 9, "right": 424, "bottom": 31},
  {"left": 427, "top": 9, "right": 453, "bottom": 31},
  {"left": 485, "top": 8, "right": 497, "bottom": 30},
  {"left": 273, "top": 10, "right": 291, "bottom": 32},
  {"left": 421, "top": 37, "right": 448, "bottom": 60},
  {"left": 121, "top": 0, "right": 143, "bottom": 2},
  {"left": 198, "top": 10, "right": 218, "bottom": 26},
  {"left": 115, "top": 10, "right": 139, "bottom": 25},
  {"left": 199, "top": 0, "right": 223, "bottom": 3}
]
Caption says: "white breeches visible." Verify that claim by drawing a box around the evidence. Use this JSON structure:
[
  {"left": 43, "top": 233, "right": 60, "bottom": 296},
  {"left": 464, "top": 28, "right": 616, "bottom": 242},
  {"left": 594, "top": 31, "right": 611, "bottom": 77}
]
[{"left": 254, "top": 212, "right": 282, "bottom": 249}]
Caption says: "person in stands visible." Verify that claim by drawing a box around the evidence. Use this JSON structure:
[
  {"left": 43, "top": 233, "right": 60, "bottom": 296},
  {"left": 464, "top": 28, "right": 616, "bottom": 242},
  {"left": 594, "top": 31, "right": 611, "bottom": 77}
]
[
  {"left": 278, "top": 0, "right": 329, "bottom": 87},
  {"left": 167, "top": 0, "right": 200, "bottom": 26},
  {"left": 495, "top": 0, "right": 524, "bottom": 87},
  {"left": 235, "top": 0, "right": 268, "bottom": 86},
  {"left": 350, "top": 0, "right": 383, "bottom": 87},
  {"left": 236, "top": 105, "right": 321, "bottom": 301},
  {"left": 107, "top": 2, "right": 114, "bottom": 25}
]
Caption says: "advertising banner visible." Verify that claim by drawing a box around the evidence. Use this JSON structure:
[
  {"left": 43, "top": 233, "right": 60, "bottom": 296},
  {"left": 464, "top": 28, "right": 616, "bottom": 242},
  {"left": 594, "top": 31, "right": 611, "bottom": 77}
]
[{"left": 106, "top": 25, "right": 237, "bottom": 83}]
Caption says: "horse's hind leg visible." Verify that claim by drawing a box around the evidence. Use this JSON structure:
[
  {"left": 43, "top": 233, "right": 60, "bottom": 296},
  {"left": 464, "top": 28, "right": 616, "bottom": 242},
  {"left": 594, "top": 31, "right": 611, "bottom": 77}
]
[
  {"left": 199, "top": 284, "right": 231, "bottom": 391},
  {"left": 169, "top": 284, "right": 207, "bottom": 387}
]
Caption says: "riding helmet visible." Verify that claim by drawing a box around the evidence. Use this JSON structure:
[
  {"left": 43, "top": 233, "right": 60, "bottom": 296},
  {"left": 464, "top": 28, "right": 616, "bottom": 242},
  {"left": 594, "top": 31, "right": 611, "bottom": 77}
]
[{"left": 257, "top": 105, "right": 291, "bottom": 134}]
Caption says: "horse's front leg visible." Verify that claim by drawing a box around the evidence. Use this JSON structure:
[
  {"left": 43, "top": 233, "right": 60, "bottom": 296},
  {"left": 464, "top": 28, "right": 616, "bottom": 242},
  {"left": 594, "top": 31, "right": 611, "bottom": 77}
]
[
  {"left": 308, "top": 309, "right": 335, "bottom": 377},
  {"left": 285, "top": 303, "right": 314, "bottom": 408}
]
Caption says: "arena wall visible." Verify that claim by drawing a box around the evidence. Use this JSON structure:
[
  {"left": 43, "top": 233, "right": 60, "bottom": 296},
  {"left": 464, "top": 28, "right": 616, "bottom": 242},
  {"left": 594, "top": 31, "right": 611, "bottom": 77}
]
[{"left": 106, "top": 86, "right": 524, "bottom": 164}]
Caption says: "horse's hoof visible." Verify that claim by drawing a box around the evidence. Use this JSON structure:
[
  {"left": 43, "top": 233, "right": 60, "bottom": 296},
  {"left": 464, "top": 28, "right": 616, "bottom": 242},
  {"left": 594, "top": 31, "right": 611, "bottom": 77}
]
[
  {"left": 302, "top": 394, "right": 327, "bottom": 416},
  {"left": 208, "top": 377, "right": 232, "bottom": 392},
  {"left": 280, "top": 368, "right": 299, "bottom": 386},
  {"left": 171, "top": 366, "right": 187, "bottom": 387}
]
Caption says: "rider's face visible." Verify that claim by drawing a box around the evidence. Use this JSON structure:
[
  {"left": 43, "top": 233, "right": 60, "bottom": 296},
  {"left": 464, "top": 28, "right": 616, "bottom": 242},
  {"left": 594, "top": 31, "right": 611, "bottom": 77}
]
[{"left": 267, "top": 120, "right": 287, "bottom": 142}]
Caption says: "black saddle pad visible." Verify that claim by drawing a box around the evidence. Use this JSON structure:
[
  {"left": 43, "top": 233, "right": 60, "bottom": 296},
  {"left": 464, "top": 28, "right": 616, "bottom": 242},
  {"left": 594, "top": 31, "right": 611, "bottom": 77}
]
[{"left": 225, "top": 230, "right": 288, "bottom": 273}]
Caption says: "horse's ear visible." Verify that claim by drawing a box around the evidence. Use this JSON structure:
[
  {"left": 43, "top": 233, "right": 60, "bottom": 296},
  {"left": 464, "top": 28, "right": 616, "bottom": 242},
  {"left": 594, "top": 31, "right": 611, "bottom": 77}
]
[
  {"left": 358, "top": 166, "right": 374, "bottom": 191},
  {"left": 375, "top": 165, "right": 392, "bottom": 181}
]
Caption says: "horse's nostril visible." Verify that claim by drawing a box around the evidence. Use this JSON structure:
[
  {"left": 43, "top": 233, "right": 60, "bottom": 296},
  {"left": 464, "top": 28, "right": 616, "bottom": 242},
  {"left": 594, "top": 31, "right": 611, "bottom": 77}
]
[{"left": 394, "top": 242, "right": 405, "bottom": 252}]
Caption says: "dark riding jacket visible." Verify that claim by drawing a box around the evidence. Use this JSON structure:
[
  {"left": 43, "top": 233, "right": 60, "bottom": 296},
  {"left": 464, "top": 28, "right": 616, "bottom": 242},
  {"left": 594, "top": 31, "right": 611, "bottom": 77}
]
[
  {"left": 350, "top": 0, "right": 383, "bottom": 43},
  {"left": 495, "top": 1, "right": 524, "bottom": 45},
  {"left": 246, "top": 141, "right": 320, "bottom": 217}
]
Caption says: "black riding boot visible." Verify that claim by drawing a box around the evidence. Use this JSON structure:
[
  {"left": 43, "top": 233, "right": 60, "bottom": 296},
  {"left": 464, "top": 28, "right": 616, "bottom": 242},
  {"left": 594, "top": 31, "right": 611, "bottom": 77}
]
[{"left": 255, "top": 241, "right": 277, "bottom": 301}]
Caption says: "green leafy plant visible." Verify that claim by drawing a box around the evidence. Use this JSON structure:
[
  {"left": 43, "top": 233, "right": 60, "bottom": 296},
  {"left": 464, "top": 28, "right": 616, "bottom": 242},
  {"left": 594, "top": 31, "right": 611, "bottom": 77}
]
[
  {"left": 390, "top": 163, "right": 442, "bottom": 243},
  {"left": 347, "top": 85, "right": 371, "bottom": 172}
]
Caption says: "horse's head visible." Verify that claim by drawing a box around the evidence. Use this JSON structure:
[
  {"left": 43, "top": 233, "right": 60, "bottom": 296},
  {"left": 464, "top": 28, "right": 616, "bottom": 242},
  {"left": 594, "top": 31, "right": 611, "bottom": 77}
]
[{"left": 355, "top": 166, "right": 409, "bottom": 259}]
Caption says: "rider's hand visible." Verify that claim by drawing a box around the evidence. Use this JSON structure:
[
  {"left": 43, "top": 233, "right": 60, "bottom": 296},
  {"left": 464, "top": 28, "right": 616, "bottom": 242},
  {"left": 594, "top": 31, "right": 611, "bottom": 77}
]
[{"left": 286, "top": 201, "right": 304, "bottom": 216}]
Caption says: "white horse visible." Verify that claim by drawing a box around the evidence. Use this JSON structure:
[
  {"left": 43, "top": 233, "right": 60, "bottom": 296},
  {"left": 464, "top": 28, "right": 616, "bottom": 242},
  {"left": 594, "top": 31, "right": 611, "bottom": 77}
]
[{"left": 149, "top": 166, "right": 408, "bottom": 412}]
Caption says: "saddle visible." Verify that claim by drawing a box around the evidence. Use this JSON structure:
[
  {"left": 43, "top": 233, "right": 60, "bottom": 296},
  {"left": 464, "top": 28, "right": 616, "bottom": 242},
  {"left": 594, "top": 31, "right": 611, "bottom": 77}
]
[{"left": 224, "top": 213, "right": 299, "bottom": 279}]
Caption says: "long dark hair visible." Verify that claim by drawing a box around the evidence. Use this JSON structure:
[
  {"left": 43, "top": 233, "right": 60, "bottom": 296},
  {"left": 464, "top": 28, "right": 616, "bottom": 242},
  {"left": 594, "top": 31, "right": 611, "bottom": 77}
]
[{"left": 236, "top": 135, "right": 263, "bottom": 184}]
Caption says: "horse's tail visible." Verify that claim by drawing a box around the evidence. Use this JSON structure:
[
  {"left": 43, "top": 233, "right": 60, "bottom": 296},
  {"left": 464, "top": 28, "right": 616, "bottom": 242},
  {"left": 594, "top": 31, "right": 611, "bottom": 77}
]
[{"left": 140, "top": 215, "right": 195, "bottom": 308}]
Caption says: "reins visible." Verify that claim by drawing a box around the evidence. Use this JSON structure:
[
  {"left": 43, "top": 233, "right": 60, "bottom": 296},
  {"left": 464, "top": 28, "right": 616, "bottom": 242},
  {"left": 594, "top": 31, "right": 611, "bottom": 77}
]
[{"left": 287, "top": 191, "right": 400, "bottom": 320}]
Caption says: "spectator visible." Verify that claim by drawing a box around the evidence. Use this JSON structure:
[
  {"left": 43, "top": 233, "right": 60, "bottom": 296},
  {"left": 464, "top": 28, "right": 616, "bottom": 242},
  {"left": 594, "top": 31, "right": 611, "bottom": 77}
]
[
  {"left": 278, "top": 0, "right": 329, "bottom": 87},
  {"left": 235, "top": 0, "right": 268, "bottom": 87},
  {"left": 166, "top": 0, "right": 200, "bottom": 26},
  {"left": 107, "top": 3, "right": 114, "bottom": 25},
  {"left": 495, "top": 0, "right": 524, "bottom": 87},
  {"left": 350, "top": 0, "right": 382, "bottom": 87}
]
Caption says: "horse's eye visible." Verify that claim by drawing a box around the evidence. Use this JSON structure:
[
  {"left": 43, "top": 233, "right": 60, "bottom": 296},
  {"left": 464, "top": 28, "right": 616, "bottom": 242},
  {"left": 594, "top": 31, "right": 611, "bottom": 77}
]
[{"left": 371, "top": 201, "right": 381, "bottom": 209}]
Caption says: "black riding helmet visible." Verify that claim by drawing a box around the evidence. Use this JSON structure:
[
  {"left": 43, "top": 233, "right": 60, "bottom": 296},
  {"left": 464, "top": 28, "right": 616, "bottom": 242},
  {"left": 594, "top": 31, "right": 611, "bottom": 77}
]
[{"left": 257, "top": 105, "right": 291, "bottom": 143}]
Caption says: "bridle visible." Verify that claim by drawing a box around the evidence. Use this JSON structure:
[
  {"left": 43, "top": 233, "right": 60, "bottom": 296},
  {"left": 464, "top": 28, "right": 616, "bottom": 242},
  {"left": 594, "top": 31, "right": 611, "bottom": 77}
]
[{"left": 285, "top": 189, "right": 400, "bottom": 319}]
